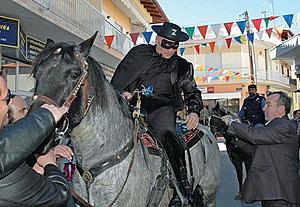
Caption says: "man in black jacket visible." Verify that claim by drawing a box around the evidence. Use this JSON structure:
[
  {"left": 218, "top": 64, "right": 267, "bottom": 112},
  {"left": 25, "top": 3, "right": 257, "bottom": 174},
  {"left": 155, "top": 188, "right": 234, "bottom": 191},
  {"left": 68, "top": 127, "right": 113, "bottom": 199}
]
[
  {"left": 111, "top": 22, "right": 203, "bottom": 206},
  {"left": 238, "top": 84, "right": 266, "bottom": 126},
  {"left": 223, "top": 91, "right": 300, "bottom": 207},
  {"left": 0, "top": 74, "right": 71, "bottom": 206}
]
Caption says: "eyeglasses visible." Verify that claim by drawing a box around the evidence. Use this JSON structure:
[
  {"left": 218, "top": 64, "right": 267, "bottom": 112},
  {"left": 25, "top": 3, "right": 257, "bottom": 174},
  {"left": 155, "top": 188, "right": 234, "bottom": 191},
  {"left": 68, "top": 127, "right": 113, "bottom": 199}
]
[
  {"left": 0, "top": 89, "right": 12, "bottom": 105},
  {"left": 160, "top": 39, "right": 179, "bottom": 50}
]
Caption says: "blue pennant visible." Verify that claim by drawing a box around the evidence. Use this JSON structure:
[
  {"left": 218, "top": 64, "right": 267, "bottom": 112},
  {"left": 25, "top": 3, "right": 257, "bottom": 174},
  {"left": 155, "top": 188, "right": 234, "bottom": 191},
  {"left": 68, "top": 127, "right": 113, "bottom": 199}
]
[
  {"left": 180, "top": 48, "right": 185, "bottom": 56},
  {"left": 234, "top": 36, "right": 242, "bottom": 44},
  {"left": 247, "top": 32, "right": 254, "bottom": 44},
  {"left": 283, "top": 14, "right": 294, "bottom": 28},
  {"left": 143, "top": 31, "right": 153, "bottom": 44},
  {"left": 236, "top": 20, "right": 247, "bottom": 34}
]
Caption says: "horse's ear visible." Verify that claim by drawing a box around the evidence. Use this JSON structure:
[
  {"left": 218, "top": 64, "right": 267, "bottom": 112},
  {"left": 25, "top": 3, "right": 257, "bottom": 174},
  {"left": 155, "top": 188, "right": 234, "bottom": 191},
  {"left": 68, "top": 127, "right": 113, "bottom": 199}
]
[
  {"left": 79, "top": 31, "right": 98, "bottom": 57},
  {"left": 45, "top": 38, "right": 55, "bottom": 49}
]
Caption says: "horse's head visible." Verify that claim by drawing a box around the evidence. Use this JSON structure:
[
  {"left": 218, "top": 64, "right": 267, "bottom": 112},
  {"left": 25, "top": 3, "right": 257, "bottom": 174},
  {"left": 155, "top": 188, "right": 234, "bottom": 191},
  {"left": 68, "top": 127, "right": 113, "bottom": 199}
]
[
  {"left": 208, "top": 102, "right": 229, "bottom": 136},
  {"left": 29, "top": 32, "right": 98, "bottom": 153}
]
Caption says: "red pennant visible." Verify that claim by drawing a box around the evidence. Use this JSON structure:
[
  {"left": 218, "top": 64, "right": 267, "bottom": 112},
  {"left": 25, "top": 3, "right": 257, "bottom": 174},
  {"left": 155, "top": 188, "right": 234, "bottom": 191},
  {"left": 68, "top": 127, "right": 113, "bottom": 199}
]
[
  {"left": 225, "top": 38, "right": 232, "bottom": 49},
  {"left": 252, "top": 18, "right": 262, "bottom": 31},
  {"left": 130, "top": 33, "right": 140, "bottom": 45},
  {"left": 269, "top": 16, "right": 279, "bottom": 21},
  {"left": 104, "top": 35, "right": 115, "bottom": 49},
  {"left": 266, "top": 28, "right": 273, "bottom": 38},
  {"left": 202, "top": 77, "right": 207, "bottom": 82},
  {"left": 209, "top": 41, "right": 215, "bottom": 53},
  {"left": 208, "top": 67, "right": 214, "bottom": 71},
  {"left": 197, "top": 25, "right": 208, "bottom": 39},
  {"left": 194, "top": 45, "right": 200, "bottom": 54},
  {"left": 225, "top": 76, "right": 230, "bottom": 82},
  {"left": 224, "top": 22, "right": 234, "bottom": 36}
]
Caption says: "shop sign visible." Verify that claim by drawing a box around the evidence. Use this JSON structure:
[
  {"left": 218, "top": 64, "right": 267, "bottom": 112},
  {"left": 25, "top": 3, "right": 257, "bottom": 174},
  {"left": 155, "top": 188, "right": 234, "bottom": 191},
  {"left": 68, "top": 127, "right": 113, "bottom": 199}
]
[
  {"left": 0, "top": 16, "right": 19, "bottom": 48},
  {"left": 26, "top": 36, "right": 45, "bottom": 61}
]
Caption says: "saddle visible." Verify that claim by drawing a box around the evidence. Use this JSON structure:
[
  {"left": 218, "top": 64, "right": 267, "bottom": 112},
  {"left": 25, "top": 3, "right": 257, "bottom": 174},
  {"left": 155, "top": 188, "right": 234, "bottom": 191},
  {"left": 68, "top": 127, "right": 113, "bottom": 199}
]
[{"left": 140, "top": 120, "right": 204, "bottom": 156}]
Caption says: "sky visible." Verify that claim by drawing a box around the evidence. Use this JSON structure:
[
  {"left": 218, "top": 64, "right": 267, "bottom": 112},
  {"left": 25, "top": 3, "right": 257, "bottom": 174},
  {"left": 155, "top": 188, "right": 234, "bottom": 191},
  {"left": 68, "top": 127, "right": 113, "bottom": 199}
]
[{"left": 157, "top": 0, "right": 300, "bottom": 34}]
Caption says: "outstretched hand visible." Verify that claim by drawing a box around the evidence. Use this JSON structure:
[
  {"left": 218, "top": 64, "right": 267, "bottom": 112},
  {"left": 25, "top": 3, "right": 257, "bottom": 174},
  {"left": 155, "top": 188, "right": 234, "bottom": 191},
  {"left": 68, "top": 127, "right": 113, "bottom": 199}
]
[
  {"left": 185, "top": 112, "right": 199, "bottom": 130},
  {"left": 41, "top": 104, "right": 69, "bottom": 123}
]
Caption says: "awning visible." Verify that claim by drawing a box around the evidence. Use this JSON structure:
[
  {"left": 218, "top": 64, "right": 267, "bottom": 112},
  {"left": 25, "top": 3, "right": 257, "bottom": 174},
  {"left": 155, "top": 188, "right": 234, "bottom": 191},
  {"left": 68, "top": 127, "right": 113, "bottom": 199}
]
[{"left": 202, "top": 92, "right": 241, "bottom": 100}]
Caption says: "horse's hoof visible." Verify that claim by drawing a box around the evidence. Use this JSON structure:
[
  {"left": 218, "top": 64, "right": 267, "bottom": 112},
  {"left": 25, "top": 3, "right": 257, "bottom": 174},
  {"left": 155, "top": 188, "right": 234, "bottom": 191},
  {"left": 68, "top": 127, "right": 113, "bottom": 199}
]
[{"left": 168, "top": 195, "right": 182, "bottom": 207}]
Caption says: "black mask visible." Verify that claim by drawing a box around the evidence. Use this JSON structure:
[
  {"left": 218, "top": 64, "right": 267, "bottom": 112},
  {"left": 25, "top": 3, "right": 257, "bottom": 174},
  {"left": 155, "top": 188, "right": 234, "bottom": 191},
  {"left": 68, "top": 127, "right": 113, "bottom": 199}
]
[
  {"left": 249, "top": 92, "right": 255, "bottom": 97},
  {"left": 161, "top": 39, "right": 179, "bottom": 49}
]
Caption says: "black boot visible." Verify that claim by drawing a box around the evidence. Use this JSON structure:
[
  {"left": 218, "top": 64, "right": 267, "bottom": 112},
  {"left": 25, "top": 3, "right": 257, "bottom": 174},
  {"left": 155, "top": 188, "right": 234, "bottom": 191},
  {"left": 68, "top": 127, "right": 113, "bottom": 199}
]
[{"left": 180, "top": 165, "right": 192, "bottom": 197}]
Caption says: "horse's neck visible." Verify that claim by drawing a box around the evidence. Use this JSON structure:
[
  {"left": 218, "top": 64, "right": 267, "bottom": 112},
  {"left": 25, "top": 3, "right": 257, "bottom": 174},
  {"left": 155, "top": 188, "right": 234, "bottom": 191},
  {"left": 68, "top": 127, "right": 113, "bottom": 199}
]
[{"left": 71, "top": 85, "right": 134, "bottom": 167}]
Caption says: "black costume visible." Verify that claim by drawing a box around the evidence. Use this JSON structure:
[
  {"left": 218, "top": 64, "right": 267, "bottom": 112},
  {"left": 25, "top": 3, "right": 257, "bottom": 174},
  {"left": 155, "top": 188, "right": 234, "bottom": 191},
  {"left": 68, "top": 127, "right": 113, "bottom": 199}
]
[
  {"left": 239, "top": 93, "right": 266, "bottom": 125},
  {"left": 0, "top": 108, "right": 70, "bottom": 206},
  {"left": 111, "top": 44, "right": 203, "bottom": 196}
]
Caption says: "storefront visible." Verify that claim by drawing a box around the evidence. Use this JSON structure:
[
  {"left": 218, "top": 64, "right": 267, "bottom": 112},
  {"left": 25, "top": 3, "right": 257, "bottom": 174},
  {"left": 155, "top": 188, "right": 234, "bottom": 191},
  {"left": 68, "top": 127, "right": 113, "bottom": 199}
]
[{"left": 0, "top": 15, "right": 45, "bottom": 100}]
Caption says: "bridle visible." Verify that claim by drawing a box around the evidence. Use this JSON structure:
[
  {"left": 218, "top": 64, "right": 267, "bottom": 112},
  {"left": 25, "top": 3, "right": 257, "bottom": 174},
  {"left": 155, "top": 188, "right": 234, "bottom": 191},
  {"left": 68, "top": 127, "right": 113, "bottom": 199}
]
[{"left": 33, "top": 51, "right": 90, "bottom": 111}]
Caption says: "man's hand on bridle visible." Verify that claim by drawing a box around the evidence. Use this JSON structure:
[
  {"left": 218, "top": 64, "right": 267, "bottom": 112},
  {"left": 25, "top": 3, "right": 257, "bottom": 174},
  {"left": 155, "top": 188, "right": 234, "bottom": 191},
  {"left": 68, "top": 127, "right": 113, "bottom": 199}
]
[{"left": 185, "top": 112, "right": 199, "bottom": 130}]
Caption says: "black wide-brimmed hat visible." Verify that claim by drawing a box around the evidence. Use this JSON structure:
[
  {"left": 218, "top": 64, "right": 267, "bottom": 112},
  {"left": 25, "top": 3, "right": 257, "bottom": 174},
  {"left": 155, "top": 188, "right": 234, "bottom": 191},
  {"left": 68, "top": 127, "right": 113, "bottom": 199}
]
[{"left": 152, "top": 22, "right": 189, "bottom": 42}]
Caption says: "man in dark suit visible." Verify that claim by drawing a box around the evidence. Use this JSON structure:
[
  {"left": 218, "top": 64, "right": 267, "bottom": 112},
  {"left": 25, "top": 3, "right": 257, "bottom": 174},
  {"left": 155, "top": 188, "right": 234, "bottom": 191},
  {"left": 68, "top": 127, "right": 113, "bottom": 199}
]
[{"left": 223, "top": 91, "right": 300, "bottom": 207}]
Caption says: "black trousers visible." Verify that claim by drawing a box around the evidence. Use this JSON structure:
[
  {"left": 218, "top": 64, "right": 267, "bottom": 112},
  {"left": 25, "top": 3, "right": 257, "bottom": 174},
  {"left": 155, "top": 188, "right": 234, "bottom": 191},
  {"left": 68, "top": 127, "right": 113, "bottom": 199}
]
[
  {"left": 147, "top": 106, "right": 186, "bottom": 182},
  {"left": 261, "top": 200, "right": 289, "bottom": 207}
]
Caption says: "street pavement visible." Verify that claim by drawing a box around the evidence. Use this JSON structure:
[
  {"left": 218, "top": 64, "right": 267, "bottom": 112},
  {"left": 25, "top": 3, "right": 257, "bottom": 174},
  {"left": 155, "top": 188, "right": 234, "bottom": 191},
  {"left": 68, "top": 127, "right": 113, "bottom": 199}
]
[{"left": 216, "top": 143, "right": 261, "bottom": 207}]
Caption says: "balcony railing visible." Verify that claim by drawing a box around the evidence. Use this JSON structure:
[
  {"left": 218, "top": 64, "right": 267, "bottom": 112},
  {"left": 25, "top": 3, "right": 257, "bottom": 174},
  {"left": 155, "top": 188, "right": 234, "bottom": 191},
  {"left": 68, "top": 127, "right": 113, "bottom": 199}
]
[{"left": 32, "top": 0, "right": 133, "bottom": 54}]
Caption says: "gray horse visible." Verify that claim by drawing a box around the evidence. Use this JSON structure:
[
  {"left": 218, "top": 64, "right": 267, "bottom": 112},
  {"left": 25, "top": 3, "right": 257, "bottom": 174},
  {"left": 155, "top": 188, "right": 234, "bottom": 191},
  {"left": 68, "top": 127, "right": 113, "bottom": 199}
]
[{"left": 31, "top": 33, "right": 220, "bottom": 207}]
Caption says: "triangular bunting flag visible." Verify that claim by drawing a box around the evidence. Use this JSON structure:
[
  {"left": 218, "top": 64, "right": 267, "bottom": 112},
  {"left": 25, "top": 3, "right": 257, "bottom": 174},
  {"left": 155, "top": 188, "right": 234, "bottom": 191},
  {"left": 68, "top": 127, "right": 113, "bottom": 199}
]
[
  {"left": 201, "top": 43, "right": 207, "bottom": 47},
  {"left": 283, "top": 14, "right": 294, "bottom": 28},
  {"left": 276, "top": 26, "right": 284, "bottom": 38},
  {"left": 256, "top": 31, "right": 264, "bottom": 40},
  {"left": 116, "top": 34, "right": 126, "bottom": 48},
  {"left": 207, "top": 77, "right": 212, "bottom": 82},
  {"left": 209, "top": 41, "right": 215, "bottom": 53},
  {"left": 199, "top": 65, "right": 204, "bottom": 71},
  {"left": 266, "top": 28, "right": 273, "bottom": 38},
  {"left": 185, "top": 27, "right": 195, "bottom": 39},
  {"left": 224, "top": 22, "right": 234, "bottom": 36},
  {"left": 247, "top": 32, "right": 254, "bottom": 44},
  {"left": 225, "top": 38, "right": 232, "bottom": 49},
  {"left": 225, "top": 76, "right": 230, "bottom": 82},
  {"left": 240, "top": 35, "right": 246, "bottom": 44},
  {"left": 269, "top": 16, "right": 279, "bottom": 21},
  {"left": 202, "top": 77, "right": 207, "bottom": 82},
  {"left": 194, "top": 45, "right": 200, "bottom": 54},
  {"left": 211, "top": 24, "right": 221, "bottom": 37},
  {"left": 130, "top": 33, "right": 140, "bottom": 45},
  {"left": 104, "top": 35, "right": 115, "bottom": 49},
  {"left": 197, "top": 25, "right": 208, "bottom": 39},
  {"left": 142, "top": 31, "right": 153, "bottom": 44},
  {"left": 252, "top": 18, "right": 262, "bottom": 31},
  {"left": 180, "top": 48, "right": 185, "bottom": 56},
  {"left": 236, "top": 20, "right": 247, "bottom": 34},
  {"left": 208, "top": 67, "right": 214, "bottom": 72},
  {"left": 264, "top": 17, "right": 270, "bottom": 28},
  {"left": 234, "top": 36, "right": 242, "bottom": 44}
]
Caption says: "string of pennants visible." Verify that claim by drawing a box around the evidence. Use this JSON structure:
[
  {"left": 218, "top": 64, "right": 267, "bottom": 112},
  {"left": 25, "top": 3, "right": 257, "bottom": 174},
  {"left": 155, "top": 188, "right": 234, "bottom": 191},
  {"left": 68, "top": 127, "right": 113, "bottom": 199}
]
[
  {"left": 103, "top": 13, "right": 300, "bottom": 50},
  {"left": 193, "top": 65, "right": 250, "bottom": 83}
]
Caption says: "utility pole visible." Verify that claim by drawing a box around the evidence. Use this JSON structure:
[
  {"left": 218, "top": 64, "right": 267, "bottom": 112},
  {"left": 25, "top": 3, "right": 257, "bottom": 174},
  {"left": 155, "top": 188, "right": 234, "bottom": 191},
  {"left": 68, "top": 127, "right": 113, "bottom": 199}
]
[{"left": 244, "top": 11, "right": 255, "bottom": 83}]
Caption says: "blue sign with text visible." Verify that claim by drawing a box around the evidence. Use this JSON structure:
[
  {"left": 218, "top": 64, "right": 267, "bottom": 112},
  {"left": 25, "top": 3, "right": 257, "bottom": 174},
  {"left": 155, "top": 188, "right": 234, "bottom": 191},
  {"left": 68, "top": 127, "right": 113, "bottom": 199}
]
[{"left": 0, "top": 16, "right": 18, "bottom": 47}]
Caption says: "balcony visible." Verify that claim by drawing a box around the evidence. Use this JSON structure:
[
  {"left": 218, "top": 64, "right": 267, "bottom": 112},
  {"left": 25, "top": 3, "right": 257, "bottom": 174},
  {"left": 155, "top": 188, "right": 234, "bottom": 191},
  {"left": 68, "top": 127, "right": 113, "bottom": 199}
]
[{"left": 32, "top": 0, "right": 133, "bottom": 54}]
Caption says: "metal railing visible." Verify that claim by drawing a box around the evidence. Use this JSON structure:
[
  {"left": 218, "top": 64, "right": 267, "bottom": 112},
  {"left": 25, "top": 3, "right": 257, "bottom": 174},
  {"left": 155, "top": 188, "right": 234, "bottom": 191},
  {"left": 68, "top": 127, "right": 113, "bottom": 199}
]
[{"left": 32, "top": 0, "right": 133, "bottom": 54}]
